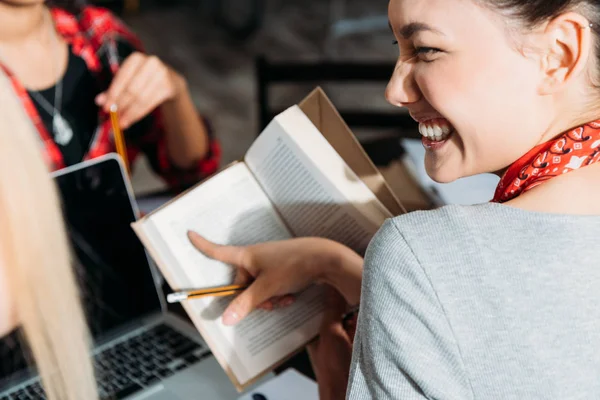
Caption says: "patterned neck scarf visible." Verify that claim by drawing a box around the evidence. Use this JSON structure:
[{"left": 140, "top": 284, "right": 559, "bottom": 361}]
[{"left": 492, "top": 121, "right": 600, "bottom": 203}]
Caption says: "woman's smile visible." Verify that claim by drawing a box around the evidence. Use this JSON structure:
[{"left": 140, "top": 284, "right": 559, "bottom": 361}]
[{"left": 416, "top": 117, "right": 455, "bottom": 150}]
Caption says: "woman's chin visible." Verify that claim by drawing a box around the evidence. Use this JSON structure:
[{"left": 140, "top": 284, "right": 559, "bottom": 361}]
[
  {"left": 421, "top": 130, "right": 467, "bottom": 184},
  {"left": 424, "top": 159, "right": 461, "bottom": 184},
  {"left": 429, "top": 173, "right": 458, "bottom": 184}
]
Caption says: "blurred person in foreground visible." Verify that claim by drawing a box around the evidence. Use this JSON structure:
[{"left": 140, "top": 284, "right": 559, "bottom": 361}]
[{"left": 0, "top": 71, "right": 98, "bottom": 399}]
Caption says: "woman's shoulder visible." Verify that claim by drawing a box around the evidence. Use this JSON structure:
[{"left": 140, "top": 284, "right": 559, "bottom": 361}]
[
  {"left": 386, "top": 201, "right": 600, "bottom": 240},
  {"left": 378, "top": 203, "right": 498, "bottom": 244},
  {"left": 365, "top": 203, "right": 510, "bottom": 277},
  {"left": 52, "top": 6, "right": 140, "bottom": 46},
  {"left": 78, "top": 6, "right": 133, "bottom": 34},
  {"left": 368, "top": 201, "right": 600, "bottom": 277},
  {"left": 52, "top": 5, "right": 115, "bottom": 25}
]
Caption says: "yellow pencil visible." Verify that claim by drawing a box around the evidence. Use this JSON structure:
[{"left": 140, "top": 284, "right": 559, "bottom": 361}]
[
  {"left": 110, "top": 104, "right": 130, "bottom": 174},
  {"left": 166, "top": 284, "right": 248, "bottom": 303}
]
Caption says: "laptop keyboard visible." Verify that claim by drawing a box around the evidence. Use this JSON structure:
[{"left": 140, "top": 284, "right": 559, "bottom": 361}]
[{"left": 1, "top": 323, "right": 211, "bottom": 400}]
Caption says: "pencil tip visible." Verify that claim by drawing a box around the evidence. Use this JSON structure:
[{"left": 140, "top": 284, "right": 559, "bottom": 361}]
[{"left": 110, "top": 104, "right": 118, "bottom": 112}]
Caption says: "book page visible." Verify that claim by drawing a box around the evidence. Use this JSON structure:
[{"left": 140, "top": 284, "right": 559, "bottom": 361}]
[
  {"left": 299, "top": 88, "right": 406, "bottom": 216},
  {"left": 184, "top": 285, "right": 324, "bottom": 386},
  {"left": 245, "top": 106, "right": 392, "bottom": 255},
  {"left": 138, "top": 163, "right": 324, "bottom": 386}
]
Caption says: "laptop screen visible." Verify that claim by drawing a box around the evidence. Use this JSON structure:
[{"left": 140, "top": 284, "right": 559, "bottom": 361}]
[
  {"left": 56, "top": 156, "right": 162, "bottom": 339},
  {"left": 0, "top": 156, "right": 162, "bottom": 384}
]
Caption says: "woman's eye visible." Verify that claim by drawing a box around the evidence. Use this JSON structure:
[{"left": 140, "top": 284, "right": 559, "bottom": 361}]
[
  {"left": 414, "top": 47, "right": 441, "bottom": 61},
  {"left": 397, "top": 45, "right": 442, "bottom": 63},
  {"left": 415, "top": 47, "right": 441, "bottom": 56}
]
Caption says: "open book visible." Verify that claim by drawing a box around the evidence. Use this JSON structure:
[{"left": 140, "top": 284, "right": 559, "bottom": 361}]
[{"left": 131, "top": 87, "right": 405, "bottom": 391}]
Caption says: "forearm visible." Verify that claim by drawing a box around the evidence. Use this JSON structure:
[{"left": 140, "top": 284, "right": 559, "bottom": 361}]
[
  {"left": 318, "top": 242, "right": 364, "bottom": 307},
  {"left": 160, "top": 74, "right": 209, "bottom": 169},
  {"left": 319, "top": 382, "right": 348, "bottom": 400}
]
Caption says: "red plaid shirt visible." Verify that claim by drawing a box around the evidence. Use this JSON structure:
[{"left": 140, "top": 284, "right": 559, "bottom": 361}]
[{"left": 0, "top": 6, "right": 220, "bottom": 190}]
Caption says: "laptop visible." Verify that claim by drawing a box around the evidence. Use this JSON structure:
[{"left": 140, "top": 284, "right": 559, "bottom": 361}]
[{"left": 0, "top": 154, "right": 262, "bottom": 400}]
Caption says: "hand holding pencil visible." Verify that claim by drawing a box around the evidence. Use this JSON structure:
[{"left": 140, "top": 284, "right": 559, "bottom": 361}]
[
  {"left": 95, "top": 52, "right": 184, "bottom": 130},
  {"left": 185, "top": 231, "right": 360, "bottom": 326}
]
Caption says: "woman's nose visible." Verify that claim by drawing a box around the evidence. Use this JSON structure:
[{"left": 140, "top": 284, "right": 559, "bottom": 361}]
[{"left": 385, "top": 59, "right": 421, "bottom": 107}]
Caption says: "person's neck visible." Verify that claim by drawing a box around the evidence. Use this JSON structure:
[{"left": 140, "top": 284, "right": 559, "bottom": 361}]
[
  {"left": 0, "top": 2, "right": 47, "bottom": 44},
  {"left": 505, "top": 162, "right": 600, "bottom": 215},
  {"left": 543, "top": 94, "right": 600, "bottom": 144},
  {"left": 493, "top": 105, "right": 600, "bottom": 178}
]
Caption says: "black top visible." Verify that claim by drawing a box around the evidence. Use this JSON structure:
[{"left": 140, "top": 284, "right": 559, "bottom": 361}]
[
  {"left": 27, "top": 46, "right": 101, "bottom": 166},
  {"left": 0, "top": 328, "right": 27, "bottom": 385}
]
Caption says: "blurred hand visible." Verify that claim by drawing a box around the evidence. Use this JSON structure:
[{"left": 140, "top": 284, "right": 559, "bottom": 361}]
[
  {"left": 95, "top": 52, "right": 185, "bottom": 129},
  {"left": 307, "top": 289, "right": 353, "bottom": 400},
  {"left": 188, "top": 231, "right": 347, "bottom": 325}
]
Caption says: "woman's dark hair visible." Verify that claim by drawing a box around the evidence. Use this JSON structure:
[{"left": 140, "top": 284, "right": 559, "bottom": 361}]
[
  {"left": 485, "top": 0, "right": 598, "bottom": 26},
  {"left": 46, "top": 0, "right": 86, "bottom": 13},
  {"left": 484, "top": 1, "right": 600, "bottom": 82}
]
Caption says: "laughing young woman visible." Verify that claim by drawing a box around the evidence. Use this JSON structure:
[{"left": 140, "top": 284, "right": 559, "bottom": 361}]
[{"left": 188, "top": 0, "right": 600, "bottom": 398}]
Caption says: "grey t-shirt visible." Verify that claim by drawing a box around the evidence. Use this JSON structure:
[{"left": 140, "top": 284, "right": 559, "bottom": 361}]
[{"left": 347, "top": 203, "right": 600, "bottom": 399}]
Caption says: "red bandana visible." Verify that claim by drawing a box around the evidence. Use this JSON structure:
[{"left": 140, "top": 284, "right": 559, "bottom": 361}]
[{"left": 492, "top": 120, "right": 600, "bottom": 203}]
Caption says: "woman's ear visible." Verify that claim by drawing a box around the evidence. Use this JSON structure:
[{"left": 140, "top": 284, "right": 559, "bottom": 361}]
[{"left": 538, "top": 12, "right": 593, "bottom": 95}]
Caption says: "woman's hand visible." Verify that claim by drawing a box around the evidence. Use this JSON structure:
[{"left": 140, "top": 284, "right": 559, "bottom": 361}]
[
  {"left": 95, "top": 52, "right": 185, "bottom": 129},
  {"left": 307, "top": 289, "right": 354, "bottom": 400},
  {"left": 188, "top": 231, "right": 362, "bottom": 325}
]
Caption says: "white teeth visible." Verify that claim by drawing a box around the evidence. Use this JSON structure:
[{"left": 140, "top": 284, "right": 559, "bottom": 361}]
[{"left": 418, "top": 120, "right": 454, "bottom": 142}]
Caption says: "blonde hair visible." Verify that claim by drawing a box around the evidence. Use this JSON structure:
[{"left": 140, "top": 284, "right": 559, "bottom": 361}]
[{"left": 0, "top": 72, "right": 98, "bottom": 399}]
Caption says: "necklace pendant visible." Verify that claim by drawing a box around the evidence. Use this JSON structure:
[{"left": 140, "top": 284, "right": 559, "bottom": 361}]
[{"left": 53, "top": 114, "right": 73, "bottom": 146}]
